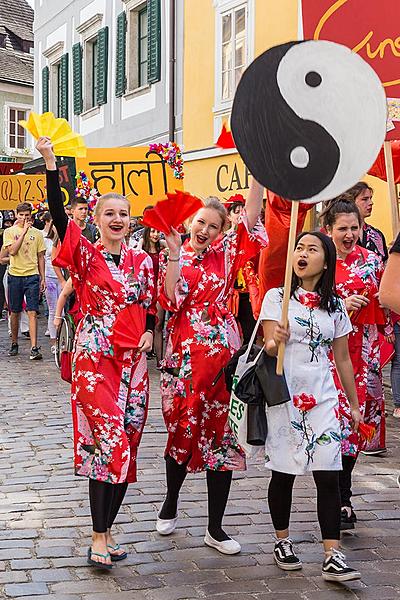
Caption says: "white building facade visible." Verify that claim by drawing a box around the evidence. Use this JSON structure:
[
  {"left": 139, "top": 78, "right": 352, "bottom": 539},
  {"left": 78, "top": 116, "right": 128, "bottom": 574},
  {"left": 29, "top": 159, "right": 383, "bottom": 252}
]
[{"left": 33, "top": 0, "right": 183, "bottom": 148}]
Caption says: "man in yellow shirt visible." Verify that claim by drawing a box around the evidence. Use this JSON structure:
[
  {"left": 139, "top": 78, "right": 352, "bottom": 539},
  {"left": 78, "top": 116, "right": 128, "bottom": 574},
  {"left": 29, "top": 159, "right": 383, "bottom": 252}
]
[{"left": 2, "top": 202, "right": 46, "bottom": 359}]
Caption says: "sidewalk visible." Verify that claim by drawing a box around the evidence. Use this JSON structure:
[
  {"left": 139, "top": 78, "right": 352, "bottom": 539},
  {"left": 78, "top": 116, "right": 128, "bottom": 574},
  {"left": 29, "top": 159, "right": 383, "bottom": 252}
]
[{"left": 0, "top": 319, "right": 400, "bottom": 599}]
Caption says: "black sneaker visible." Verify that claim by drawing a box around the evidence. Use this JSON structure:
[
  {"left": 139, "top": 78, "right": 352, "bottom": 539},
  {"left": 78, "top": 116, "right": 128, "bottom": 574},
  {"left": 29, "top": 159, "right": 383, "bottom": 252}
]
[
  {"left": 22, "top": 331, "right": 30, "bottom": 338},
  {"left": 273, "top": 538, "right": 302, "bottom": 571},
  {"left": 340, "top": 507, "right": 357, "bottom": 531},
  {"left": 8, "top": 342, "right": 18, "bottom": 356},
  {"left": 322, "top": 549, "right": 361, "bottom": 582},
  {"left": 30, "top": 346, "right": 42, "bottom": 360}
]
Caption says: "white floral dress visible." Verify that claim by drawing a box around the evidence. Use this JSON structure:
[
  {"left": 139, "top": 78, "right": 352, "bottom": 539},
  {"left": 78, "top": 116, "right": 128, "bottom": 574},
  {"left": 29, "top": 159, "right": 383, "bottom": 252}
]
[{"left": 260, "top": 287, "right": 352, "bottom": 475}]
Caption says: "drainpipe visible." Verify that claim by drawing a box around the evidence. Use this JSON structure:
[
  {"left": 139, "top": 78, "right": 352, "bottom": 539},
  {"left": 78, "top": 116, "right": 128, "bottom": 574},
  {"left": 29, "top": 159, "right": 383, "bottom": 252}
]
[{"left": 168, "top": 0, "right": 176, "bottom": 142}]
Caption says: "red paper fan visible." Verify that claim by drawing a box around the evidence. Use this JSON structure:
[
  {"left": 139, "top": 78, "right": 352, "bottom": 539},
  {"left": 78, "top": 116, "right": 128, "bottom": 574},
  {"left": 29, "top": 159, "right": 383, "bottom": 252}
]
[
  {"left": 110, "top": 304, "right": 145, "bottom": 349},
  {"left": 216, "top": 123, "right": 236, "bottom": 149},
  {"left": 141, "top": 191, "right": 203, "bottom": 234}
]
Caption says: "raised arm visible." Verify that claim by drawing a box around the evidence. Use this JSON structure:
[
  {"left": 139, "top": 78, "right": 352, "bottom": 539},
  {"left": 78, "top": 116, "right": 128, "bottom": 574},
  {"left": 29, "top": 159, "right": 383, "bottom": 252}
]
[
  {"left": 245, "top": 177, "right": 264, "bottom": 231},
  {"left": 164, "top": 228, "right": 182, "bottom": 302},
  {"left": 36, "top": 137, "right": 68, "bottom": 242}
]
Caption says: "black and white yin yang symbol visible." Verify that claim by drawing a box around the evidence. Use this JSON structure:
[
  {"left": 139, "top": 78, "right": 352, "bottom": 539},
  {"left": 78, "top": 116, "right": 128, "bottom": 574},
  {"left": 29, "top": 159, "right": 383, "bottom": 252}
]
[{"left": 231, "top": 40, "right": 387, "bottom": 203}]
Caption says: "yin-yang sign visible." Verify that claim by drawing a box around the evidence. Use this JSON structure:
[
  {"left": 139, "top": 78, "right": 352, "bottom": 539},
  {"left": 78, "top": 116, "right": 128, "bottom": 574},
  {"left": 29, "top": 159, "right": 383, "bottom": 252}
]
[{"left": 231, "top": 40, "right": 387, "bottom": 203}]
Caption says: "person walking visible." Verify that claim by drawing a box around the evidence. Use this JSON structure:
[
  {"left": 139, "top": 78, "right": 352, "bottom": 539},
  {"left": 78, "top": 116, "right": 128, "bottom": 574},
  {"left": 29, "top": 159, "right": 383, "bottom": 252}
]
[
  {"left": 42, "top": 212, "right": 62, "bottom": 353},
  {"left": 155, "top": 180, "right": 267, "bottom": 554},
  {"left": 322, "top": 198, "right": 391, "bottom": 530},
  {"left": 36, "top": 136, "right": 155, "bottom": 570},
  {"left": 2, "top": 203, "right": 45, "bottom": 359},
  {"left": 261, "top": 231, "right": 361, "bottom": 582}
]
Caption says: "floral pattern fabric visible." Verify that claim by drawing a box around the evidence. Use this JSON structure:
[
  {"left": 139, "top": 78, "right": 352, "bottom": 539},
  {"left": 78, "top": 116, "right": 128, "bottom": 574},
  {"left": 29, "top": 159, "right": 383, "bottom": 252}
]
[
  {"left": 158, "top": 213, "right": 268, "bottom": 473},
  {"left": 333, "top": 245, "right": 388, "bottom": 456},
  {"left": 54, "top": 221, "right": 154, "bottom": 483},
  {"left": 260, "top": 287, "right": 352, "bottom": 475}
]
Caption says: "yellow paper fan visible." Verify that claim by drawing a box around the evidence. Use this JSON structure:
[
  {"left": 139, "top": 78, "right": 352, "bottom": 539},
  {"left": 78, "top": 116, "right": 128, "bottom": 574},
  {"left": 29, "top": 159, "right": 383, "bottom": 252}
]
[{"left": 19, "top": 111, "right": 87, "bottom": 158}]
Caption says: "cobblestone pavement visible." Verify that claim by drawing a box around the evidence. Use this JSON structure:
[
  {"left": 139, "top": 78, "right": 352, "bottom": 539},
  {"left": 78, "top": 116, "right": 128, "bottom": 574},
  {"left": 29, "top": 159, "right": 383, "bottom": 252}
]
[{"left": 1, "top": 317, "right": 400, "bottom": 600}]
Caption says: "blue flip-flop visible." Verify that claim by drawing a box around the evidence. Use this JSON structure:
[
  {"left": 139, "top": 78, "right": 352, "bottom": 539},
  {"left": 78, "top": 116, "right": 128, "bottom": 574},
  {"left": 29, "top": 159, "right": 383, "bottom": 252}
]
[
  {"left": 107, "top": 543, "right": 128, "bottom": 562},
  {"left": 87, "top": 547, "right": 113, "bottom": 570}
]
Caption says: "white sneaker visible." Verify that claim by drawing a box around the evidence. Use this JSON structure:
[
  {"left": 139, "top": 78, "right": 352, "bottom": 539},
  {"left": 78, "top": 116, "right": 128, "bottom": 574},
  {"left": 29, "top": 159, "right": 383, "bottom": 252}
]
[
  {"left": 156, "top": 513, "right": 178, "bottom": 535},
  {"left": 204, "top": 530, "right": 241, "bottom": 555},
  {"left": 45, "top": 330, "right": 50, "bottom": 337},
  {"left": 51, "top": 345, "right": 56, "bottom": 354}
]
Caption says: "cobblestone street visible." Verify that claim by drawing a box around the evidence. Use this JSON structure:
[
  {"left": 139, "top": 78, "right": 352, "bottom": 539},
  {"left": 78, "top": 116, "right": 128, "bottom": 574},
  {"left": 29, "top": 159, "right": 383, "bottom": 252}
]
[{"left": 1, "top": 319, "right": 400, "bottom": 599}]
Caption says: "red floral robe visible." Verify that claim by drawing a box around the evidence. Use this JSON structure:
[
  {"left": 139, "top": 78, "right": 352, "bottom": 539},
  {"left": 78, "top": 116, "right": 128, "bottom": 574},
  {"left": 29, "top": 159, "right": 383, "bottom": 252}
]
[
  {"left": 333, "top": 245, "right": 390, "bottom": 456},
  {"left": 54, "top": 221, "right": 154, "bottom": 483},
  {"left": 158, "top": 214, "right": 268, "bottom": 473}
]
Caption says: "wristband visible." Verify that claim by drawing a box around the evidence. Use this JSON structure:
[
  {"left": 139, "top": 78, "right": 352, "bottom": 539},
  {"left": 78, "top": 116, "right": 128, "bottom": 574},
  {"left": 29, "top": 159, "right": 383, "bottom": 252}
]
[
  {"left": 145, "top": 329, "right": 154, "bottom": 335},
  {"left": 169, "top": 257, "right": 180, "bottom": 262}
]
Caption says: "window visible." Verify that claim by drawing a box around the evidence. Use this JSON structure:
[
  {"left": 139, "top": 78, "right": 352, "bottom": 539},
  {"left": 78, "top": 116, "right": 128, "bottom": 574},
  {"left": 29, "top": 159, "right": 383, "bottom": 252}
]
[
  {"left": 8, "top": 108, "right": 27, "bottom": 150},
  {"left": 221, "top": 6, "right": 246, "bottom": 101},
  {"left": 138, "top": 5, "right": 148, "bottom": 87},
  {"left": 127, "top": 2, "right": 149, "bottom": 91},
  {"left": 84, "top": 36, "right": 98, "bottom": 110},
  {"left": 76, "top": 14, "right": 108, "bottom": 114}
]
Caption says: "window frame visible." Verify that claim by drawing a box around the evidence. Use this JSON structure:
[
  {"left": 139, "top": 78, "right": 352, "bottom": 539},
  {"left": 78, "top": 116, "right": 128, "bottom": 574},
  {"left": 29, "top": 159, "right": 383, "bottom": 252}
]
[
  {"left": 213, "top": 0, "right": 254, "bottom": 132},
  {"left": 4, "top": 103, "right": 32, "bottom": 154},
  {"left": 124, "top": 0, "right": 150, "bottom": 94},
  {"left": 76, "top": 13, "right": 103, "bottom": 116},
  {"left": 42, "top": 40, "right": 65, "bottom": 119}
]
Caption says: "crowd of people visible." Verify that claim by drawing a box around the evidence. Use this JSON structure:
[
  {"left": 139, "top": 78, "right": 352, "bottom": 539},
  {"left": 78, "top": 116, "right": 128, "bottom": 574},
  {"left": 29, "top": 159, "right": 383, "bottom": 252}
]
[{"left": 1, "top": 137, "right": 399, "bottom": 584}]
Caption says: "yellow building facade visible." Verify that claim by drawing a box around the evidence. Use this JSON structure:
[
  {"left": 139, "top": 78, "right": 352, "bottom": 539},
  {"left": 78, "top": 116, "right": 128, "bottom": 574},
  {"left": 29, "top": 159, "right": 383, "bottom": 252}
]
[{"left": 182, "top": 0, "right": 395, "bottom": 242}]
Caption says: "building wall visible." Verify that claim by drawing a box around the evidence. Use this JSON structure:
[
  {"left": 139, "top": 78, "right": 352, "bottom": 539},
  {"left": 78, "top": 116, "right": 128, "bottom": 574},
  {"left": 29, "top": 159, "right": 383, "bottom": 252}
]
[
  {"left": 34, "top": 0, "right": 183, "bottom": 148},
  {"left": 183, "top": 0, "right": 395, "bottom": 242},
  {"left": 0, "top": 85, "right": 34, "bottom": 162}
]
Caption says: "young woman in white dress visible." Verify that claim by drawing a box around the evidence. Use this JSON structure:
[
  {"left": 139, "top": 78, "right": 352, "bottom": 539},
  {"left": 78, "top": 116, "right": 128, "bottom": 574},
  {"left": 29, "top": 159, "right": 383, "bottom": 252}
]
[{"left": 260, "top": 231, "right": 362, "bottom": 583}]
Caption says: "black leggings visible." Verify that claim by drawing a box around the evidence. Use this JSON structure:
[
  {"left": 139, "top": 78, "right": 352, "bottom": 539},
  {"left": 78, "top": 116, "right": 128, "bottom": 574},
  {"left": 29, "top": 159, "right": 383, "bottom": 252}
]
[
  {"left": 268, "top": 470, "right": 341, "bottom": 540},
  {"left": 159, "top": 455, "right": 233, "bottom": 539},
  {"left": 237, "top": 292, "right": 256, "bottom": 345},
  {"left": 89, "top": 479, "right": 128, "bottom": 533},
  {"left": 339, "top": 455, "right": 357, "bottom": 508}
]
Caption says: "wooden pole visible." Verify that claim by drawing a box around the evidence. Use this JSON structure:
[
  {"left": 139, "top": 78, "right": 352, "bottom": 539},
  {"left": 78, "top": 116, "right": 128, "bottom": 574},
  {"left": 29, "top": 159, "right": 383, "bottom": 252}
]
[
  {"left": 384, "top": 140, "right": 399, "bottom": 240},
  {"left": 276, "top": 201, "right": 299, "bottom": 375}
]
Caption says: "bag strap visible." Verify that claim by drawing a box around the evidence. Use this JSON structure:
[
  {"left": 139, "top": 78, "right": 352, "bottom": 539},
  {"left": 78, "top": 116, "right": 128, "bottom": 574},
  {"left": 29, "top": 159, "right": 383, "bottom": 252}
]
[{"left": 242, "top": 315, "right": 263, "bottom": 361}]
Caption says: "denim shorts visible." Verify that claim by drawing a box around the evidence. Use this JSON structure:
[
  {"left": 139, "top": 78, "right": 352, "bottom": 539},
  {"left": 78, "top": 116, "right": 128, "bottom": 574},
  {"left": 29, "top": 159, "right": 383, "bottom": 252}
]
[{"left": 7, "top": 274, "right": 40, "bottom": 313}]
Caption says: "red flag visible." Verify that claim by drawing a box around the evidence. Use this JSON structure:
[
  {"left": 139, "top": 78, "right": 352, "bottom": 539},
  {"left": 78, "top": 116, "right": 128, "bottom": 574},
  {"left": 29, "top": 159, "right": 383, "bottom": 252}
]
[
  {"left": 216, "top": 123, "right": 236, "bottom": 149},
  {"left": 257, "top": 192, "right": 313, "bottom": 312},
  {"left": 368, "top": 141, "right": 400, "bottom": 183}
]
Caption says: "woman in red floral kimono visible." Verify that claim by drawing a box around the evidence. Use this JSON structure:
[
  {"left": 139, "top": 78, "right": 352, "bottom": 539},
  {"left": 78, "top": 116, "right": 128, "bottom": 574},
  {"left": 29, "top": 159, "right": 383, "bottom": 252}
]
[
  {"left": 37, "top": 138, "right": 155, "bottom": 570},
  {"left": 323, "top": 198, "right": 391, "bottom": 530},
  {"left": 155, "top": 180, "right": 268, "bottom": 554}
]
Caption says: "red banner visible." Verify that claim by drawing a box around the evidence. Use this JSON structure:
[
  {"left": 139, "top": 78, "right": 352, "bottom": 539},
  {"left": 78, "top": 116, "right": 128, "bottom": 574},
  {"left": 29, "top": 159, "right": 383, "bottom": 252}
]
[{"left": 301, "top": 0, "right": 400, "bottom": 140}]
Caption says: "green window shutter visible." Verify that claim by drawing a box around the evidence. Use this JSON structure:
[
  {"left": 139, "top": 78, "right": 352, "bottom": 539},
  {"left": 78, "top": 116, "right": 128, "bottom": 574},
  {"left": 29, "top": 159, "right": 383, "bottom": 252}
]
[
  {"left": 59, "top": 53, "right": 69, "bottom": 119},
  {"left": 147, "top": 0, "right": 161, "bottom": 84},
  {"left": 97, "top": 26, "right": 109, "bottom": 105},
  {"left": 115, "top": 12, "right": 127, "bottom": 97},
  {"left": 72, "top": 43, "right": 83, "bottom": 115},
  {"left": 42, "top": 66, "right": 49, "bottom": 112}
]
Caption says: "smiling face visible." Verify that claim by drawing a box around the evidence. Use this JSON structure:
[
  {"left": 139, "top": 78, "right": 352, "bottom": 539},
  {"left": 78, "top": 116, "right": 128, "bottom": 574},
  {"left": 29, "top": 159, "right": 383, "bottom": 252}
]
[
  {"left": 190, "top": 207, "right": 224, "bottom": 253},
  {"left": 149, "top": 228, "right": 160, "bottom": 244},
  {"left": 95, "top": 198, "right": 130, "bottom": 242},
  {"left": 327, "top": 212, "right": 360, "bottom": 259},
  {"left": 355, "top": 188, "right": 373, "bottom": 220},
  {"left": 293, "top": 234, "right": 326, "bottom": 281}
]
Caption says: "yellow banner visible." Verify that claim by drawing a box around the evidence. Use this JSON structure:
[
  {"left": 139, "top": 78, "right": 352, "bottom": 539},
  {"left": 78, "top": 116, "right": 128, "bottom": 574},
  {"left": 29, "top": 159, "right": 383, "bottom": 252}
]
[
  {"left": 0, "top": 174, "right": 46, "bottom": 210},
  {"left": 76, "top": 148, "right": 184, "bottom": 216}
]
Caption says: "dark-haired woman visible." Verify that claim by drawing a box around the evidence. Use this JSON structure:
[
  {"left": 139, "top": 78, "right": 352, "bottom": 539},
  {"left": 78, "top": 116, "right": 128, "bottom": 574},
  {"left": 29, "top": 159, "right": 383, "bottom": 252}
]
[
  {"left": 156, "top": 181, "right": 267, "bottom": 554},
  {"left": 261, "top": 231, "right": 361, "bottom": 582},
  {"left": 322, "top": 198, "right": 391, "bottom": 528},
  {"left": 137, "top": 227, "right": 166, "bottom": 366}
]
